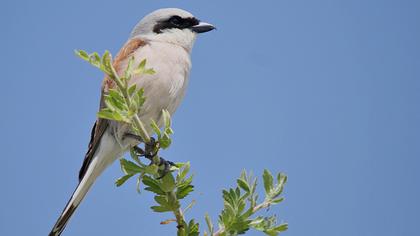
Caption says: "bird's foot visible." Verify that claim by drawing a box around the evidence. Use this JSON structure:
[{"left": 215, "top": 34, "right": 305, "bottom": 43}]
[
  {"left": 154, "top": 157, "right": 177, "bottom": 179},
  {"left": 130, "top": 137, "right": 158, "bottom": 158},
  {"left": 132, "top": 138, "right": 176, "bottom": 179}
]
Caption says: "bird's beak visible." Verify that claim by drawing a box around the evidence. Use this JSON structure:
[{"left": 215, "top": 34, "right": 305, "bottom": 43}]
[{"left": 191, "top": 22, "right": 216, "bottom": 34}]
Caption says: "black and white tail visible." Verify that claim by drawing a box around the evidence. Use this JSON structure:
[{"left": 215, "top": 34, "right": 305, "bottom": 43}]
[
  {"left": 48, "top": 184, "right": 81, "bottom": 236},
  {"left": 48, "top": 158, "right": 99, "bottom": 236},
  {"left": 49, "top": 130, "right": 122, "bottom": 236}
]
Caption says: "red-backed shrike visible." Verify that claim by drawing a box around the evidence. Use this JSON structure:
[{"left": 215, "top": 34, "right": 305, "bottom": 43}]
[{"left": 49, "top": 8, "right": 214, "bottom": 236}]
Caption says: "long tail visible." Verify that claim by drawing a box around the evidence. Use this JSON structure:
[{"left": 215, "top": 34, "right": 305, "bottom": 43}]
[
  {"left": 48, "top": 157, "right": 100, "bottom": 236},
  {"left": 49, "top": 129, "right": 124, "bottom": 236}
]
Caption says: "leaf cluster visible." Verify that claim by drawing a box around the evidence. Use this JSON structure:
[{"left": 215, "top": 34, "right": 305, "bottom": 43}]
[
  {"left": 204, "top": 170, "right": 287, "bottom": 236},
  {"left": 117, "top": 156, "right": 197, "bottom": 236},
  {"left": 75, "top": 50, "right": 154, "bottom": 125},
  {"left": 144, "top": 162, "right": 194, "bottom": 212}
]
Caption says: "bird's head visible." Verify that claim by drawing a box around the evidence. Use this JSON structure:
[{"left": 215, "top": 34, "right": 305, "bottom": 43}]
[{"left": 130, "top": 8, "right": 215, "bottom": 51}]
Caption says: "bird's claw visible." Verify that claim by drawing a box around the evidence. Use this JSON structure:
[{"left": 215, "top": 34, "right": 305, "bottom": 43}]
[
  {"left": 144, "top": 137, "right": 158, "bottom": 157},
  {"left": 156, "top": 157, "right": 177, "bottom": 179},
  {"left": 132, "top": 138, "right": 176, "bottom": 178},
  {"left": 131, "top": 137, "right": 158, "bottom": 158}
]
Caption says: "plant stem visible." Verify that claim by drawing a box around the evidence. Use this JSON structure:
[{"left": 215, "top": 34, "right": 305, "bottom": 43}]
[
  {"left": 174, "top": 208, "right": 185, "bottom": 228},
  {"left": 252, "top": 201, "right": 271, "bottom": 212},
  {"left": 168, "top": 191, "right": 185, "bottom": 231}
]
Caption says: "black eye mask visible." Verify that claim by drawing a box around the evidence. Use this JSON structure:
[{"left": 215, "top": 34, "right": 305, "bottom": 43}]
[{"left": 153, "top": 15, "right": 200, "bottom": 34}]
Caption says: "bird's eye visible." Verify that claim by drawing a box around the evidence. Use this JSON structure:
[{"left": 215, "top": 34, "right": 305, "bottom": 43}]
[{"left": 169, "top": 16, "right": 183, "bottom": 26}]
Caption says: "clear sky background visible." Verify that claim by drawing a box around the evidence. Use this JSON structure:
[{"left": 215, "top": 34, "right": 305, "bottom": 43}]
[{"left": 1, "top": 0, "right": 419, "bottom": 235}]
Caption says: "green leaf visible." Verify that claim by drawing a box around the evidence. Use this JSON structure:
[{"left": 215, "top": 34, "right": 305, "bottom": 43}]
[
  {"left": 151, "top": 205, "right": 172, "bottom": 213},
  {"left": 128, "top": 84, "right": 137, "bottom": 96},
  {"left": 120, "top": 159, "right": 143, "bottom": 175},
  {"left": 108, "top": 89, "right": 126, "bottom": 106},
  {"left": 142, "top": 175, "right": 165, "bottom": 195},
  {"left": 277, "top": 173, "right": 287, "bottom": 185},
  {"left": 162, "top": 109, "right": 171, "bottom": 129},
  {"left": 150, "top": 119, "right": 161, "bottom": 137},
  {"left": 75, "top": 50, "right": 89, "bottom": 61},
  {"left": 138, "top": 59, "right": 146, "bottom": 69},
  {"left": 144, "top": 68, "right": 156, "bottom": 75},
  {"left": 115, "top": 174, "right": 134, "bottom": 187},
  {"left": 250, "top": 216, "right": 264, "bottom": 226},
  {"left": 250, "top": 216, "right": 288, "bottom": 236},
  {"left": 237, "top": 179, "right": 250, "bottom": 193},
  {"left": 166, "top": 127, "right": 174, "bottom": 135},
  {"left": 93, "top": 52, "right": 101, "bottom": 62},
  {"left": 132, "top": 88, "right": 146, "bottom": 109},
  {"left": 143, "top": 164, "right": 159, "bottom": 175},
  {"left": 159, "top": 133, "right": 172, "bottom": 149},
  {"left": 186, "top": 219, "right": 200, "bottom": 236},
  {"left": 133, "top": 59, "right": 147, "bottom": 74},
  {"left": 154, "top": 195, "right": 169, "bottom": 206},
  {"left": 101, "top": 50, "right": 112, "bottom": 74},
  {"left": 272, "top": 223, "right": 288, "bottom": 232},
  {"left": 222, "top": 189, "right": 231, "bottom": 204},
  {"left": 97, "top": 109, "right": 114, "bottom": 120},
  {"left": 104, "top": 94, "right": 126, "bottom": 112},
  {"left": 89, "top": 52, "right": 101, "bottom": 67},
  {"left": 271, "top": 197, "right": 284, "bottom": 204},
  {"left": 251, "top": 177, "right": 258, "bottom": 195},
  {"left": 124, "top": 56, "right": 135, "bottom": 79},
  {"left": 160, "top": 173, "right": 176, "bottom": 192},
  {"left": 178, "top": 175, "right": 193, "bottom": 188},
  {"left": 101, "top": 50, "right": 110, "bottom": 64},
  {"left": 263, "top": 169, "right": 274, "bottom": 195},
  {"left": 97, "top": 109, "right": 126, "bottom": 122},
  {"left": 270, "top": 173, "right": 287, "bottom": 199},
  {"left": 177, "top": 162, "right": 190, "bottom": 182},
  {"left": 205, "top": 213, "right": 214, "bottom": 235},
  {"left": 176, "top": 184, "right": 194, "bottom": 199}
]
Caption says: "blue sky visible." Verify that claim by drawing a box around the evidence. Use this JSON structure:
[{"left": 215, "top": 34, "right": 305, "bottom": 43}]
[{"left": 1, "top": 0, "right": 419, "bottom": 235}]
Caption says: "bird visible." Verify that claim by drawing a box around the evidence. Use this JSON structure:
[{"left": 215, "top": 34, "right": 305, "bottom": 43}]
[{"left": 49, "top": 8, "right": 215, "bottom": 236}]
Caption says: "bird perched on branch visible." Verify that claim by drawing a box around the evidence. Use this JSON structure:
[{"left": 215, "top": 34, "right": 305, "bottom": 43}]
[{"left": 49, "top": 8, "right": 215, "bottom": 236}]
